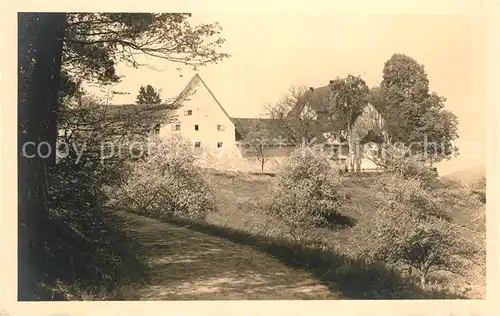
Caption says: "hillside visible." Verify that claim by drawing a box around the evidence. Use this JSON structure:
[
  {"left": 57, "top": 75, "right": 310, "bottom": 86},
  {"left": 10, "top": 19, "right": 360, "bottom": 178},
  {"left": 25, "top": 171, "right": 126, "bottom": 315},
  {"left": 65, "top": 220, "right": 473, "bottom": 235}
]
[
  {"left": 442, "top": 165, "right": 485, "bottom": 185},
  {"left": 203, "top": 171, "right": 485, "bottom": 298}
]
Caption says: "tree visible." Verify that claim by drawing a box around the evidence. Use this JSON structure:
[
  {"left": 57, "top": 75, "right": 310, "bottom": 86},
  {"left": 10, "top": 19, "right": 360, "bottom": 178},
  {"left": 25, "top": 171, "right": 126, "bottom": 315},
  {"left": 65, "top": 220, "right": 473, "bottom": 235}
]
[
  {"left": 379, "top": 53, "right": 458, "bottom": 163},
  {"left": 328, "top": 75, "right": 370, "bottom": 171},
  {"left": 18, "top": 13, "right": 67, "bottom": 300},
  {"left": 246, "top": 121, "right": 272, "bottom": 174},
  {"left": 265, "top": 86, "right": 328, "bottom": 146},
  {"left": 18, "top": 12, "right": 228, "bottom": 300},
  {"left": 136, "top": 84, "right": 162, "bottom": 105}
]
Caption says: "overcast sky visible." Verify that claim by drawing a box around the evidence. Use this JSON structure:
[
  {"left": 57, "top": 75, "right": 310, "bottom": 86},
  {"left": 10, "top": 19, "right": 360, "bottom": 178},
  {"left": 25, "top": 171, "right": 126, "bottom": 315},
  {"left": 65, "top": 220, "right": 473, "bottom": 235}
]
[{"left": 85, "top": 5, "right": 494, "bottom": 175}]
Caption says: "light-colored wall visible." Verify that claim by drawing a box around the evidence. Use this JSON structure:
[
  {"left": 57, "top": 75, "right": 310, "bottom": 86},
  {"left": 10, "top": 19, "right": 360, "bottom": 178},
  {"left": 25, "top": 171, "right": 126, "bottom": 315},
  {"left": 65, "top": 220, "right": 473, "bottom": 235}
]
[{"left": 159, "top": 77, "right": 236, "bottom": 150}]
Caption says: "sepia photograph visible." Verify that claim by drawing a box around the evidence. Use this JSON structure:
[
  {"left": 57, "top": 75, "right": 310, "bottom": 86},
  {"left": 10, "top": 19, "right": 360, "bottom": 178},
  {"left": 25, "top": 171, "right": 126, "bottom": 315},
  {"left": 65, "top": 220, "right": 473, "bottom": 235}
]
[{"left": 9, "top": 2, "right": 496, "bottom": 309}]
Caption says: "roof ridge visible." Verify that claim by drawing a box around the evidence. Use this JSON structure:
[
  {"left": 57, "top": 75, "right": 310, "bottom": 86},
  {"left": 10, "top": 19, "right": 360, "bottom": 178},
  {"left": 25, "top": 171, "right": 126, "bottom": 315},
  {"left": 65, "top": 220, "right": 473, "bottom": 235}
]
[{"left": 195, "top": 74, "right": 234, "bottom": 124}]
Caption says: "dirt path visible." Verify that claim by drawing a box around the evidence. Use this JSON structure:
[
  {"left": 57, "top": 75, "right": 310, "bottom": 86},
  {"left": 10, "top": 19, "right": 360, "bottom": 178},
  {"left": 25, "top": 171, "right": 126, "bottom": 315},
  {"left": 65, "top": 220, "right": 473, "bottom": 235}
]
[{"left": 119, "top": 211, "right": 335, "bottom": 300}]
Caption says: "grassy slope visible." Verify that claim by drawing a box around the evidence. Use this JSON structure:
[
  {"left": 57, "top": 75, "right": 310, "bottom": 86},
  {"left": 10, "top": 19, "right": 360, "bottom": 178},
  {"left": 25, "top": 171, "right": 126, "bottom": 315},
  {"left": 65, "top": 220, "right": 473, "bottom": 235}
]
[{"left": 204, "top": 171, "right": 485, "bottom": 298}]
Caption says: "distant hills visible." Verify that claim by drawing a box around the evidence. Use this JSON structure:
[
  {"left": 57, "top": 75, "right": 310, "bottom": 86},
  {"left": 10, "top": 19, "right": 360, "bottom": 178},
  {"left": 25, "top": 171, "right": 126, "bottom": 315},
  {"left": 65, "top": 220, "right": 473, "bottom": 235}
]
[{"left": 441, "top": 165, "right": 485, "bottom": 185}]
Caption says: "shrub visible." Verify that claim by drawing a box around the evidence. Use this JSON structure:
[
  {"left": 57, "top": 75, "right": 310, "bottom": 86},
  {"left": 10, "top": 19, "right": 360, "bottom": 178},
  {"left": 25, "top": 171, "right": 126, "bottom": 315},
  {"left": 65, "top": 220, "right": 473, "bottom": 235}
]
[
  {"left": 115, "top": 135, "right": 216, "bottom": 220},
  {"left": 37, "top": 147, "right": 148, "bottom": 300},
  {"left": 468, "top": 175, "right": 486, "bottom": 204},
  {"left": 383, "top": 145, "right": 439, "bottom": 189},
  {"left": 265, "top": 147, "right": 346, "bottom": 241},
  {"left": 369, "top": 174, "right": 477, "bottom": 289}
]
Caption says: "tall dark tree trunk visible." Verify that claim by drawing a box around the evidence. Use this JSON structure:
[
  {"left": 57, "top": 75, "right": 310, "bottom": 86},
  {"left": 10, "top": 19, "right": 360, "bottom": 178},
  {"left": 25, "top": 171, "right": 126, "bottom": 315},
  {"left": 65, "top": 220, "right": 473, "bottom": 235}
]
[{"left": 18, "top": 12, "right": 66, "bottom": 300}]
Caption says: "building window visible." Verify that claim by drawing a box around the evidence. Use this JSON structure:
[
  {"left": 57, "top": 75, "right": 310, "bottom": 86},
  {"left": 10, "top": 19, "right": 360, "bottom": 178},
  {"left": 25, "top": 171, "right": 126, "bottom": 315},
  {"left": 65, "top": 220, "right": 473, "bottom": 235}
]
[
  {"left": 217, "top": 142, "right": 223, "bottom": 148},
  {"left": 172, "top": 124, "right": 181, "bottom": 131},
  {"left": 217, "top": 124, "right": 225, "bottom": 131},
  {"left": 152, "top": 123, "right": 160, "bottom": 134},
  {"left": 184, "top": 110, "right": 192, "bottom": 116},
  {"left": 195, "top": 124, "right": 199, "bottom": 131},
  {"left": 194, "top": 141, "right": 201, "bottom": 148}
]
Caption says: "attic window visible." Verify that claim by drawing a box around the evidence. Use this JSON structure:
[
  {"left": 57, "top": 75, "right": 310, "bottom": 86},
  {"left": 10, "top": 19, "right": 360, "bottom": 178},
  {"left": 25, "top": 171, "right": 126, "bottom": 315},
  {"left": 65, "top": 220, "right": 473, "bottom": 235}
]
[
  {"left": 217, "top": 124, "right": 225, "bottom": 131},
  {"left": 184, "top": 110, "right": 192, "bottom": 116},
  {"left": 172, "top": 124, "right": 181, "bottom": 131}
]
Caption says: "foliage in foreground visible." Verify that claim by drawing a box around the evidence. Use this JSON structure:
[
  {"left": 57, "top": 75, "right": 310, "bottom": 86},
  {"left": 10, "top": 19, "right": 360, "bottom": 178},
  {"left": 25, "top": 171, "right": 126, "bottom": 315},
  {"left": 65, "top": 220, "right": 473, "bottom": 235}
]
[
  {"left": 35, "top": 149, "right": 149, "bottom": 300},
  {"left": 114, "top": 135, "right": 217, "bottom": 220},
  {"left": 265, "top": 148, "right": 346, "bottom": 241},
  {"left": 368, "top": 166, "right": 478, "bottom": 289}
]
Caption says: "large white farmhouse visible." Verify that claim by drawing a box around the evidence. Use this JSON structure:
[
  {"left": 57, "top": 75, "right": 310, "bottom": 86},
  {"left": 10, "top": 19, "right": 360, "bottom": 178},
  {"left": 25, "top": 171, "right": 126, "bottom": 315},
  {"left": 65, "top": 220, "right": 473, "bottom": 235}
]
[{"left": 158, "top": 74, "right": 236, "bottom": 151}]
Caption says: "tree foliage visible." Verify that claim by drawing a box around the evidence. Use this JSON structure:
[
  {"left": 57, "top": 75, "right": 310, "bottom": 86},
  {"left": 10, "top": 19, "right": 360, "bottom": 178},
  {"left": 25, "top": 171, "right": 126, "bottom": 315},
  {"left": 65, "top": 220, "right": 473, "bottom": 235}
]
[
  {"left": 136, "top": 84, "right": 162, "bottom": 105},
  {"left": 328, "top": 75, "right": 370, "bottom": 171},
  {"left": 379, "top": 53, "right": 459, "bottom": 162}
]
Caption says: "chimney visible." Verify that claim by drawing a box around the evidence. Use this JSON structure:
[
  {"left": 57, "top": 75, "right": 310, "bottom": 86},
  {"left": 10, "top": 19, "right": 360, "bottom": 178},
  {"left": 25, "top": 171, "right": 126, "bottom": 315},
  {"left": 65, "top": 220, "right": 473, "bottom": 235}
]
[{"left": 309, "top": 87, "right": 314, "bottom": 91}]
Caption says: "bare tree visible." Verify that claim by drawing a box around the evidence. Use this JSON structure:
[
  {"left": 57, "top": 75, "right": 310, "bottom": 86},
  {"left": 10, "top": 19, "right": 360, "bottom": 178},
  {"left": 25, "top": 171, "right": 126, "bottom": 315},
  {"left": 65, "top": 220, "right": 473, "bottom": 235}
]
[
  {"left": 246, "top": 120, "right": 272, "bottom": 174},
  {"left": 265, "top": 86, "right": 329, "bottom": 146}
]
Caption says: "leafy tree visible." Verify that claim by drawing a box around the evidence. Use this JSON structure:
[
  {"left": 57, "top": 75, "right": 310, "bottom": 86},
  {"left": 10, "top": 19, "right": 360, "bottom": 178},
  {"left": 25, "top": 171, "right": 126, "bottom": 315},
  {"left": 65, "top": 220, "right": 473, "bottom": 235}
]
[
  {"left": 136, "top": 84, "right": 162, "bottom": 105},
  {"left": 18, "top": 12, "right": 228, "bottom": 300},
  {"left": 328, "top": 75, "right": 370, "bottom": 171},
  {"left": 379, "top": 53, "right": 458, "bottom": 163},
  {"left": 265, "top": 148, "right": 346, "bottom": 241}
]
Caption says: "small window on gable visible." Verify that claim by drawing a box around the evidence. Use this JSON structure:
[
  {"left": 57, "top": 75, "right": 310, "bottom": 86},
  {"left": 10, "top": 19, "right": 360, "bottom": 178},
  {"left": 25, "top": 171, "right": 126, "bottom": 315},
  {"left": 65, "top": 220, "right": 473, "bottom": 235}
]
[
  {"left": 194, "top": 141, "right": 201, "bottom": 148},
  {"left": 195, "top": 124, "right": 199, "bottom": 131},
  {"left": 217, "top": 124, "right": 225, "bottom": 131},
  {"left": 172, "top": 124, "right": 181, "bottom": 131},
  {"left": 184, "top": 110, "right": 192, "bottom": 116},
  {"left": 217, "top": 142, "right": 223, "bottom": 148}
]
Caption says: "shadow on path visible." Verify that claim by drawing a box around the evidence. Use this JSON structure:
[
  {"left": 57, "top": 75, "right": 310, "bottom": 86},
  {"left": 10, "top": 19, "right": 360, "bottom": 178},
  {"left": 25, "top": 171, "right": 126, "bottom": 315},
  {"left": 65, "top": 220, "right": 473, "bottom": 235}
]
[
  {"left": 118, "top": 210, "right": 459, "bottom": 300},
  {"left": 118, "top": 211, "right": 334, "bottom": 300}
]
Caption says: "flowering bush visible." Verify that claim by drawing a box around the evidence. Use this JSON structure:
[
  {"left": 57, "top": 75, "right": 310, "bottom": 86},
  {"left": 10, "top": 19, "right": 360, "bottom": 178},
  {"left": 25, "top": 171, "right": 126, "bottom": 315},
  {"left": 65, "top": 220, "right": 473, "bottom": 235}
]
[
  {"left": 369, "top": 174, "right": 477, "bottom": 288},
  {"left": 265, "top": 147, "right": 346, "bottom": 241},
  {"left": 381, "top": 144, "right": 439, "bottom": 189},
  {"left": 115, "top": 135, "right": 216, "bottom": 220}
]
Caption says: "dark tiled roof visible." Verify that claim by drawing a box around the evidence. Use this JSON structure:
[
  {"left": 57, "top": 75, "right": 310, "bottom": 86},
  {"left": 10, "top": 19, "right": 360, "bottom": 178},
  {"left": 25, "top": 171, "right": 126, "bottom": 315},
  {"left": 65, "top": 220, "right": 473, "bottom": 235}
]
[
  {"left": 101, "top": 103, "right": 178, "bottom": 134},
  {"left": 231, "top": 117, "right": 285, "bottom": 142},
  {"left": 287, "top": 85, "right": 347, "bottom": 133}
]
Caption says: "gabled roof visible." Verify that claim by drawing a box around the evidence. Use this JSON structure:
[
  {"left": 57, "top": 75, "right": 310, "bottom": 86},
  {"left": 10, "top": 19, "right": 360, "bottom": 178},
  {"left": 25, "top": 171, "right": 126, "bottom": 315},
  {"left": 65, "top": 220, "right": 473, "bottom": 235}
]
[
  {"left": 286, "top": 85, "right": 346, "bottom": 134},
  {"left": 173, "top": 73, "right": 233, "bottom": 124},
  {"left": 287, "top": 83, "right": 386, "bottom": 140}
]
